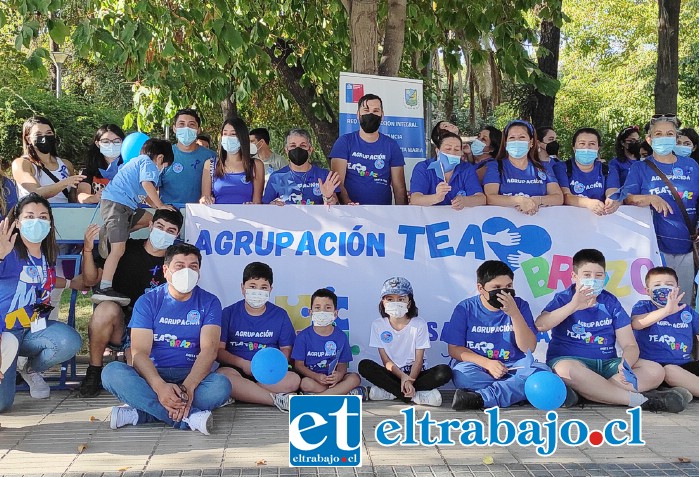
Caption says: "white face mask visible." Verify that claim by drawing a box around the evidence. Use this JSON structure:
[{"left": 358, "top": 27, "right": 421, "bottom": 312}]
[
  {"left": 170, "top": 268, "right": 199, "bottom": 294},
  {"left": 384, "top": 301, "right": 409, "bottom": 318},
  {"left": 311, "top": 311, "right": 336, "bottom": 327},
  {"left": 245, "top": 289, "right": 269, "bottom": 308}
]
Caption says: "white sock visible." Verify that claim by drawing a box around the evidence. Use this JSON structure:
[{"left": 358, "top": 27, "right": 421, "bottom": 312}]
[{"left": 629, "top": 392, "right": 647, "bottom": 407}]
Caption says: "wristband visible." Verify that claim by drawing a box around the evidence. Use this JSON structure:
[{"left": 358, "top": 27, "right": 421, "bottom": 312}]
[{"left": 65, "top": 279, "right": 72, "bottom": 289}]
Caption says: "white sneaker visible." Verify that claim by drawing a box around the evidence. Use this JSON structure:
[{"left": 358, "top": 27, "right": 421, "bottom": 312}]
[
  {"left": 17, "top": 357, "right": 50, "bottom": 399},
  {"left": 183, "top": 410, "right": 212, "bottom": 435},
  {"left": 369, "top": 386, "right": 396, "bottom": 401},
  {"left": 109, "top": 406, "right": 138, "bottom": 429},
  {"left": 412, "top": 389, "right": 443, "bottom": 407},
  {"left": 271, "top": 392, "right": 295, "bottom": 412}
]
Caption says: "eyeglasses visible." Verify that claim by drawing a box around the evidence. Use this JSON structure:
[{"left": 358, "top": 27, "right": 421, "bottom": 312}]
[
  {"left": 650, "top": 113, "right": 678, "bottom": 125},
  {"left": 99, "top": 139, "right": 123, "bottom": 146}
]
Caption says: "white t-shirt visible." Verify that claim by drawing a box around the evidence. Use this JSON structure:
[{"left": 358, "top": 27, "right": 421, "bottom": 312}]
[
  {"left": 16, "top": 158, "right": 70, "bottom": 204},
  {"left": 368, "top": 316, "right": 430, "bottom": 370}
]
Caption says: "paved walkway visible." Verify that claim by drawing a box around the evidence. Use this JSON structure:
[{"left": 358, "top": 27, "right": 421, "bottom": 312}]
[{"left": 1, "top": 390, "right": 699, "bottom": 477}]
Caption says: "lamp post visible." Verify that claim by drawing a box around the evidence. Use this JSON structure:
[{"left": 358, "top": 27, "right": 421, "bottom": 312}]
[{"left": 50, "top": 50, "right": 70, "bottom": 98}]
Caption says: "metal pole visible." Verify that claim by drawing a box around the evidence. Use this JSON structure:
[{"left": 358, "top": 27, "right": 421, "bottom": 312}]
[{"left": 55, "top": 63, "right": 62, "bottom": 99}]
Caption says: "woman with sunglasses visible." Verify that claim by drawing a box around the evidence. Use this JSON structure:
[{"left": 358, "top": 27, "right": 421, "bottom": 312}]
[
  {"left": 483, "top": 120, "right": 563, "bottom": 215},
  {"left": 77, "top": 124, "right": 126, "bottom": 204},
  {"left": 0, "top": 193, "right": 81, "bottom": 412},
  {"left": 624, "top": 114, "right": 699, "bottom": 305},
  {"left": 610, "top": 125, "right": 642, "bottom": 187}
]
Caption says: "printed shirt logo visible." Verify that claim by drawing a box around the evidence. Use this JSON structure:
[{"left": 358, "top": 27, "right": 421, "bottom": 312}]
[
  {"left": 374, "top": 158, "right": 385, "bottom": 170},
  {"left": 380, "top": 331, "right": 393, "bottom": 343},
  {"left": 673, "top": 167, "right": 683, "bottom": 177},
  {"left": 153, "top": 333, "right": 192, "bottom": 348},
  {"left": 324, "top": 340, "right": 337, "bottom": 355},
  {"left": 186, "top": 310, "right": 201, "bottom": 325},
  {"left": 573, "top": 182, "right": 585, "bottom": 194},
  {"left": 568, "top": 320, "right": 609, "bottom": 345},
  {"left": 466, "top": 340, "right": 511, "bottom": 360},
  {"left": 537, "top": 170, "right": 547, "bottom": 180},
  {"left": 172, "top": 163, "right": 184, "bottom": 174},
  {"left": 681, "top": 311, "right": 693, "bottom": 323},
  {"left": 655, "top": 334, "right": 689, "bottom": 353}
]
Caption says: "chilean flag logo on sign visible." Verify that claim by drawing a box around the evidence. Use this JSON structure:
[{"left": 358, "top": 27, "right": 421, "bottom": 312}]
[{"left": 345, "top": 83, "right": 364, "bottom": 103}]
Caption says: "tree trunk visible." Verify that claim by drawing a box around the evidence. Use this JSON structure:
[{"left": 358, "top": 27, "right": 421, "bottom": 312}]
[
  {"left": 267, "top": 39, "right": 339, "bottom": 156},
  {"left": 444, "top": 66, "right": 455, "bottom": 121},
  {"left": 220, "top": 82, "right": 237, "bottom": 119},
  {"left": 531, "top": 19, "right": 560, "bottom": 128},
  {"left": 489, "top": 51, "right": 501, "bottom": 108},
  {"left": 345, "top": 0, "right": 379, "bottom": 74},
  {"left": 468, "top": 66, "right": 476, "bottom": 130},
  {"left": 378, "top": 0, "right": 406, "bottom": 77},
  {"left": 655, "top": 0, "right": 680, "bottom": 114}
]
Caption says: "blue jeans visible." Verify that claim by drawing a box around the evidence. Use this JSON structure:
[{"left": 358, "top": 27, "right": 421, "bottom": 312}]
[
  {"left": 0, "top": 321, "right": 82, "bottom": 413},
  {"left": 102, "top": 361, "right": 232, "bottom": 430},
  {"left": 452, "top": 356, "right": 550, "bottom": 408}
]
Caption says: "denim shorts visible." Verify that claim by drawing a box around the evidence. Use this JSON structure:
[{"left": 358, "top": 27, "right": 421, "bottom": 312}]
[{"left": 547, "top": 355, "right": 622, "bottom": 380}]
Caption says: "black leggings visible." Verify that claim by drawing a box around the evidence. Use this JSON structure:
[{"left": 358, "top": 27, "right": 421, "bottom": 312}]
[
  {"left": 358, "top": 359, "right": 452, "bottom": 403},
  {"left": 680, "top": 361, "right": 699, "bottom": 375}
]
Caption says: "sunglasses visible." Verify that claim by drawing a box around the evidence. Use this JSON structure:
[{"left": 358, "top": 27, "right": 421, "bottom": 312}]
[
  {"left": 621, "top": 125, "right": 639, "bottom": 134},
  {"left": 650, "top": 113, "right": 679, "bottom": 125}
]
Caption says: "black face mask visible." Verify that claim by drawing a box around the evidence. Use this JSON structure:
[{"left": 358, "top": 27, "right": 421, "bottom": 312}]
[
  {"left": 627, "top": 141, "right": 641, "bottom": 157},
  {"left": 359, "top": 113, "right": 382, "bottom": 134},
  {"left": 288, "top": 147, "right": 309, "bottom": 166},
  {"left": 486, "top": 288, "right": 516, "bottom": 309},
  {"left": 545, "top": 140, "right": 560, "bottom": 157},
  {"left": 33, "top": 135, "right": 56, "bottom": 155}
]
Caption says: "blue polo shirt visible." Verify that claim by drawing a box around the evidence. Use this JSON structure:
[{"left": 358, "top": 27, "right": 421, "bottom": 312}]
[{"left": 410, "top": 160, "right": 483, "bottom": 205}]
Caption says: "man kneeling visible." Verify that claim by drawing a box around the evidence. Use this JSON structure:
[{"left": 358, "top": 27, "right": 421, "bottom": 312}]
[{"left": 102, "top": 243, "right": 231, "bottom": 434}]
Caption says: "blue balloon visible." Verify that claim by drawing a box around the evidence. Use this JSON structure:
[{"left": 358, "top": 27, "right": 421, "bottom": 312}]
[
  {"left": 525, "top": 371, "right": 566, "bottom": 411},
  {"left": 121, "top": 132, "right": 150, "bottom": 163},
  {"left": 251, "top": 347, "right": 289, "bottom": 385}
]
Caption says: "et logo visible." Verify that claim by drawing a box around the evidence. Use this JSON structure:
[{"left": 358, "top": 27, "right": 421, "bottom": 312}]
[{"left": 289, "top": 395, "right": 362, "bottom": 467}]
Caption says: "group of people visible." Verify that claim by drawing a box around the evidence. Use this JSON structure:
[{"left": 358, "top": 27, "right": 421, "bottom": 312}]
[{"left": 2, "top": 92, "right": 699, "bottom": 434}]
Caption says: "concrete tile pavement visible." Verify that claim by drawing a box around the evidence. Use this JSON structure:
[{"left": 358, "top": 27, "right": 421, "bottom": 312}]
[{"left": 1, "top": 391, "right": 698, "bottom": 477}]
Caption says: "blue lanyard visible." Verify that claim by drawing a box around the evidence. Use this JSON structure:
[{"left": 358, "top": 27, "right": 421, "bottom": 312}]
[{"left": 27, "top": 253, "right": 47, "bottom": 289}]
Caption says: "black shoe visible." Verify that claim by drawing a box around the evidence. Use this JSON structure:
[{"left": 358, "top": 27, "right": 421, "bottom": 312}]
[
  {"left": 452, "top": 390, "right": 484, "bottom": 410},
  {"left": 641, "top": 389, "right": 686, "bottom": 413},
  {"left": 91, "top": 287, "right": 131, "bottom": 306},
  {"left": 78, "top": 365, "right": 103, "bottom": 398},
  {"left": 562, "top": 385, "right": 579, "bottom": 408}
]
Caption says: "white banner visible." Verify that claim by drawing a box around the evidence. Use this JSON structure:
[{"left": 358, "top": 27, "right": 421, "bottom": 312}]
[{"left": 184, "top": 205, "right": 661, "bottom": 371}]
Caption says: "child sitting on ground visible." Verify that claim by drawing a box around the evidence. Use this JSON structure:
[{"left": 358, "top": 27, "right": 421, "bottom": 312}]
[
  {"left": 359, "top": 277, "right": 451, "bottom": 407},
  {"left": 631, "top": 266, "right": 698, "bottom": 402},
  {"left": 292, "top": 288, "right": 363, "bottom": 397},
  {"left": 442, "top": 260, "right": 549, "bottom": 410},
  {"left": 216, "top": 262, "right": 300, "bottom": 412},
  {"left": 92, "top": 139, "right": 175, "bottom": 305},
  {"left": 537, "top": 248, "right": 688, "bottom": 413}
]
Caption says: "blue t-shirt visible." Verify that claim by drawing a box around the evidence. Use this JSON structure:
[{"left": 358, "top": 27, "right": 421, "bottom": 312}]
[
  {"left": 221, "top": 300, "right": 296, "bottom": 361},
  {"left": 543, "top": 159, "right": 565, "bottom": 185},
  {"left": 609, "top": 157, "right": 638, "bottom": 187},
  {"left": 291, "top": 325, "right": 352, "bottom": 375},
  {"left": 542, "top": 285, "right": 631, "bottom": 361},
  {"left": 623, "top": 156, "right": 699, "bottom": 254},
  {"left": 1, "top": 176, "right": 18, "bottom": 221},
  {"left": 213, "top": 171, "right": 253, "bottom": 204},
  {"left": 0, "top": 250, "right": 55, "bottom": 332},
  {"left": 632, "top": 300, "right": 699, "bottom": 365},
  {"left": 440, "top": 295, "right": 537, "bottom": 363},
  {"left": 556, "top": 160, "right": 621, "bottom": 201},
  {"left": 102, "top": 155, "right": 161, "bottom": 209},
  {"left": 409, "top": 160, "right": 483, "bottom": 205},
  {"left": 483, "top": 159, "right": 557, "bottom": 197},
  {"left": 129, "top": 284, "right": 222, "bottom": 368},
  {"left": 160, "top": 145, "right": 216, "bottom": 204},
  {"left": 329, "top": 131, "right": 405, "bottom": 205},
  {"left": 262, "top": 165, "right": 338, "bottom": 205}
]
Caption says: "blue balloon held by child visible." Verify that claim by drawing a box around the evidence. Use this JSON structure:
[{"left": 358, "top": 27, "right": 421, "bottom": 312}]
[
  {"left": 250, "top": 347, "right": 288, "bottom": 385},
  {"left": 525, "top": 371, "right": 566, "bottom": 411},
  {"left": 121, "top": 132, "right": 150, "bottom": 163}
]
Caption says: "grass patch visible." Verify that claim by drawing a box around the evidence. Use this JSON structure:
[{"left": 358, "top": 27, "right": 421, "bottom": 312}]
[{"left": 58, "top": 291, "right": 94, "bottom": 356}]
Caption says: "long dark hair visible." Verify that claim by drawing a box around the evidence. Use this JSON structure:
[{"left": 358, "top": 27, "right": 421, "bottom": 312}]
[
  {"left": 8, "top": 193, "right": 58, "bottom": 265},
  {"left": 614, "top": 126, "right": 640, "bottom": 163},
  {"left": 216, "top": 116, "right": 253, "bottom": 183},
  {"left": 495, "top": 120, "right": 544, "bottom": 172},
  {"left": 482, "top": 125, "right": 502, "bottom": 158},
  {"left": 680, "top": 128, "right": 699, "bottom": 162},
  {"left": 21, "top": 116, "right": 58, "bottom": 166},
  {"left": 85, "top": 124, "right": 125, "bottom": 177}
]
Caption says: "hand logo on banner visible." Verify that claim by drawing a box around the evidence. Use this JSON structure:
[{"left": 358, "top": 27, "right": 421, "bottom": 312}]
[{"left": 482, "top": 217, "right": 552, "bottom": 270}]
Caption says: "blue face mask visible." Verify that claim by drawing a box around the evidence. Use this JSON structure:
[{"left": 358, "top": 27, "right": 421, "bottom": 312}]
[
  {"left": 470, "top": 138, "right": 486, "bottom": 156},
  {"left": 505, "top": 140, "right": 530, "bottom": 159},
  {"left": 149, "top": 227, "right": 177, "bottom": 251},
  {"left": 20, "top": 218, "right": 51, "bottom": 244},
  {"left": 176, "top": 127, "right": 197, "bottom": 147},
  {"left": 651, "top": 136, "right": 676, "bottom": 156},
  {"left": 580, "top": 278, "right": 605, "bottom": 296},
  {"left": 674, "top": 145, "right": 693, "bottom": 157},
  {"left": 650, "top": 285, "right": 674, "bottom": 307},
  {"left": 221, "top": 136, "right": 241, "bottom": 154},
  {"left": 575, "top": 149, "right": 598, "bottom": 165},
  {"left": 99, "top": 143, "right": 122, "bottom": 159}
]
